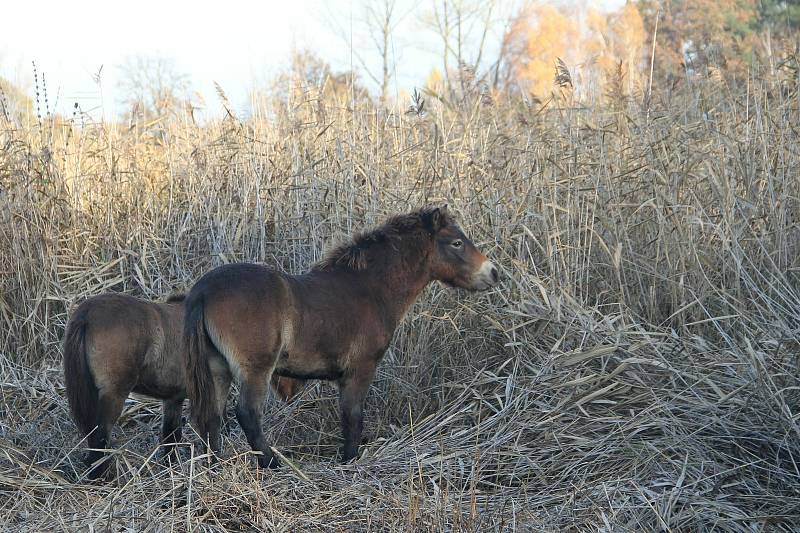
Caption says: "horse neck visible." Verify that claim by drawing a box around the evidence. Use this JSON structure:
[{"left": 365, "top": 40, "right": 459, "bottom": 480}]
[{"left": 364, "top": 238, "right": 433, "bottom": 326}]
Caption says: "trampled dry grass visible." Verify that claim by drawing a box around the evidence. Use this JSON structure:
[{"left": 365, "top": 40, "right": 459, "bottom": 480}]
[{"left": 1, "top": 71, "right": 799, "bottom": 531}]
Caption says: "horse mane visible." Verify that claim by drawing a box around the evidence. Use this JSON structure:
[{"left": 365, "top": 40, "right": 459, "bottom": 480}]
[
  {"left": 165, "top": 292, "right": 186, "bottom": 303},
  {"left": 313, "top": 206, "right": 453, "bottom": 272}
]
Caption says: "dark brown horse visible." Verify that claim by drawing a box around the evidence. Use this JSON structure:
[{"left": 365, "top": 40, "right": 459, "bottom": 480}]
[
  {"left": 184, "top": 206, "right": 499, "bottom": 467},
  {"left": 63, "top": 293, "right": 303, "bottom": 479}
]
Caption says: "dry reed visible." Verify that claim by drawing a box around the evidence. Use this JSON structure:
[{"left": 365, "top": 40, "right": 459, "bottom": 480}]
[{"left": 1, "top": 68, "right": 799, "bottom": 531}]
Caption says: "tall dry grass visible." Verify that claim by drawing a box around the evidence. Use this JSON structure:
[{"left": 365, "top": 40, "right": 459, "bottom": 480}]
[{"left": 1, "top": 68, "right": 799, "bottom": 531}]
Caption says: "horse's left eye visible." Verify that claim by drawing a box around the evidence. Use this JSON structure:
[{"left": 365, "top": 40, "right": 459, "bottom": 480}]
[{"left": 451, "top": 240, "right": 463, "bottom": 248}]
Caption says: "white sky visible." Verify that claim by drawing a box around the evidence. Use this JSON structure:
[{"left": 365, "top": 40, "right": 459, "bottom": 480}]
[{"left": 0, "top": 0, "right": 625, "bottom": 119}]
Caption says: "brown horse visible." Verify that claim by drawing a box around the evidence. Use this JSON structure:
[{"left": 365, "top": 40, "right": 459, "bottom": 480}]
[
  {"left": 63, "top": 293, "right": 303, "bottom": 479},
  {"left": 184, "top": 206, "right": 499, "bottom": 467}
]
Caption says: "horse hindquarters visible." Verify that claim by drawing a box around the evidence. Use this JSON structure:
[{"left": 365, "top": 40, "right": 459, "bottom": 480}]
[
  {"left": 185, "top": 264, "right": 293, "bottom": 468},
  {"left": 63, "top": 311, "right": 129, "bottom": 479},
  {"left": 183, "top": 295, "right": 233, "bottom": 458}
]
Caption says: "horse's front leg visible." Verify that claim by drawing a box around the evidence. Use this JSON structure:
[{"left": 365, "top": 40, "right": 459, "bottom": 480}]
[
  {"left": 338, "top": 360, "right": 377, "bottom": 462},
  {"left": 160, "top": 398, "right": 184, "bottom": 459}
]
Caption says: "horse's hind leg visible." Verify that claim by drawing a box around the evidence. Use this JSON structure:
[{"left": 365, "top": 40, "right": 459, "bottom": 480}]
[
  {"left": 202, "top": 355, "right": 232, "bottom": 459},
  {"left": 236, "top": 371, "right": 280, "bottom": 469},
  {"left": 160, "top": 398, "right": 184, "bottom": 459},
  {"left": 85, "top": 391, "right": 126, "bottom": 480}
]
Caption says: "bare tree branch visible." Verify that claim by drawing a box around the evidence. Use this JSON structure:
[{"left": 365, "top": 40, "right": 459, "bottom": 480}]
[{"left": 117, "top": 55, "right": 190, "bottom": 121}]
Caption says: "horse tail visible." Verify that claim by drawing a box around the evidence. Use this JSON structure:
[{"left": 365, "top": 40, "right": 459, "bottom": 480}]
[
  {"left": 184, "top": 293, "right": 217, "bottom": 435},
  {"left": 63, "top": 308, "right": 99, "bottom": 436}
]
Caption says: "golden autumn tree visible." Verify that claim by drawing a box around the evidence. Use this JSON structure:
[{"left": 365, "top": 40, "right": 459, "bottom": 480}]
[
  {"left": 507, "top": 2, "right": 646, "bottom": 100},
  {"left": 607, "top": 2, "right": 646, "bottom": 94},
  {"left": 509, "top": 4, "right": 579, "bottom": 97},
  {"left": 425, "top": 67, "right": 445, "bottom": 95},
  {"left": 637, "top": 0, "right": 760, "bottom": 79},
  {"left": 582, "top": 8, "right": 613, "bottom": 94},
  {"left": 0, "top": 77, "right": 34, "bottom": 122}
]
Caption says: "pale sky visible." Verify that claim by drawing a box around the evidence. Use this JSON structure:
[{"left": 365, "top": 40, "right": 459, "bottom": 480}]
[{"left": 0, "top": 0, "right": 626, "bottom": 120}]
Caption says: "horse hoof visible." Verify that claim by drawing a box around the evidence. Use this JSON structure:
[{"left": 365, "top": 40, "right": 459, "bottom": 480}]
[
  {"left": 257, "top": 454, "right": 281, "bottom": 469},
  {"left": 85, "top": 461, "right": 111, "bottom": 481},
  {"left": 159, "top": 448, "right": 183, "bottom": 467}
]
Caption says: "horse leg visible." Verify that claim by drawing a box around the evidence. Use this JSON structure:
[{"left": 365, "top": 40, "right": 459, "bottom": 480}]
[
  {"left": 338, "top": 361, "right": 377, "bottom": 462},
  {"left": 211, "top": 357, "right": 233, "bottom": 443},
  {"left": 236, "top": 371, "right": 280, "bottom": 468},
  {"left": 160, "top": 398, "right": 184, "bottom": 460},
  {"left": 271, "top": 375, "right": 306, "bottom": 402},
  {"left": 85, "top": 391, "right": 126, "bottom": 480},
  {"left": 201, "top": 355, "right": 232, "bottom": 461}
]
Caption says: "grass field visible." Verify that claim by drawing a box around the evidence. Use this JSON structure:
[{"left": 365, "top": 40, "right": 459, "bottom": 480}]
[{"left": 1, "top": 72, "right": 799, "bottom": 531}]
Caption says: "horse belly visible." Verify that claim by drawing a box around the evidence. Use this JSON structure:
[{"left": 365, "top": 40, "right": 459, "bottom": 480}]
[
  {"left": 274, "top": 348, "right": 343, "bottom": 381},
  {"left": 134, "top": 359, "right": 186, "bottom": 399},
  {"left": 131, "top": 379, "right": 185, "bottom": 400},
  {"left": 135, "top": 334, "right": 186, "bottom": 400}
]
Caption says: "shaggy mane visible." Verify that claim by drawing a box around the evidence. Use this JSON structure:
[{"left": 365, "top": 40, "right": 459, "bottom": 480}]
[
  {"left": 313, "top": 207, "right": 452, "bottom": 272},
  {"left": 165, "top": 292, "right": 186, "bottom": 303}
]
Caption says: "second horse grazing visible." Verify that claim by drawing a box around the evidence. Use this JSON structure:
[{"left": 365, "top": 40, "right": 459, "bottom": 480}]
[
  {"left": 63, "top": 293, "right": 304, "bottom": 479},
  {"left": 184, "top": 206, "right": 499, "bottom": 467}
]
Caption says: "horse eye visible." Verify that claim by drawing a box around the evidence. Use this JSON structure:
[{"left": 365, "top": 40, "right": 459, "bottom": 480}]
[{"left": 451, "top": 239, "right": 463, "bottom": 248}]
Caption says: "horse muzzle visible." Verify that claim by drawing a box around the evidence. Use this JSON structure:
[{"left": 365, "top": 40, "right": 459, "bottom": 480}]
[{"left": 470, "top": 259, "right": 500, "bottom": 290}]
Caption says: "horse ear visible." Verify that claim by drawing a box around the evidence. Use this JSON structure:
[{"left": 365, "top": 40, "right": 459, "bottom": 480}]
[{"left": 425, "top": 206, "right": 445, "bottom": 233}]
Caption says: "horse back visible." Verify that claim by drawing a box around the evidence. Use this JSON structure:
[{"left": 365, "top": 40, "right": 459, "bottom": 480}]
[{"left": 190, "top": 263, "right": 393, "bottom": 381}]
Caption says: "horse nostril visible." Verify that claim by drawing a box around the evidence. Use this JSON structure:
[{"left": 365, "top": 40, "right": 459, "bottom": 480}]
[{"left": 491, "top": 267, "right": 499, "bottom": 283}]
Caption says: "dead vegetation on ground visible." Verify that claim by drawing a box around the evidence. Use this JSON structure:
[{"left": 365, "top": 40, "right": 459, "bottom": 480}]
[{"left": 1, "top": 71, "right": 799, "bottom": 531}]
